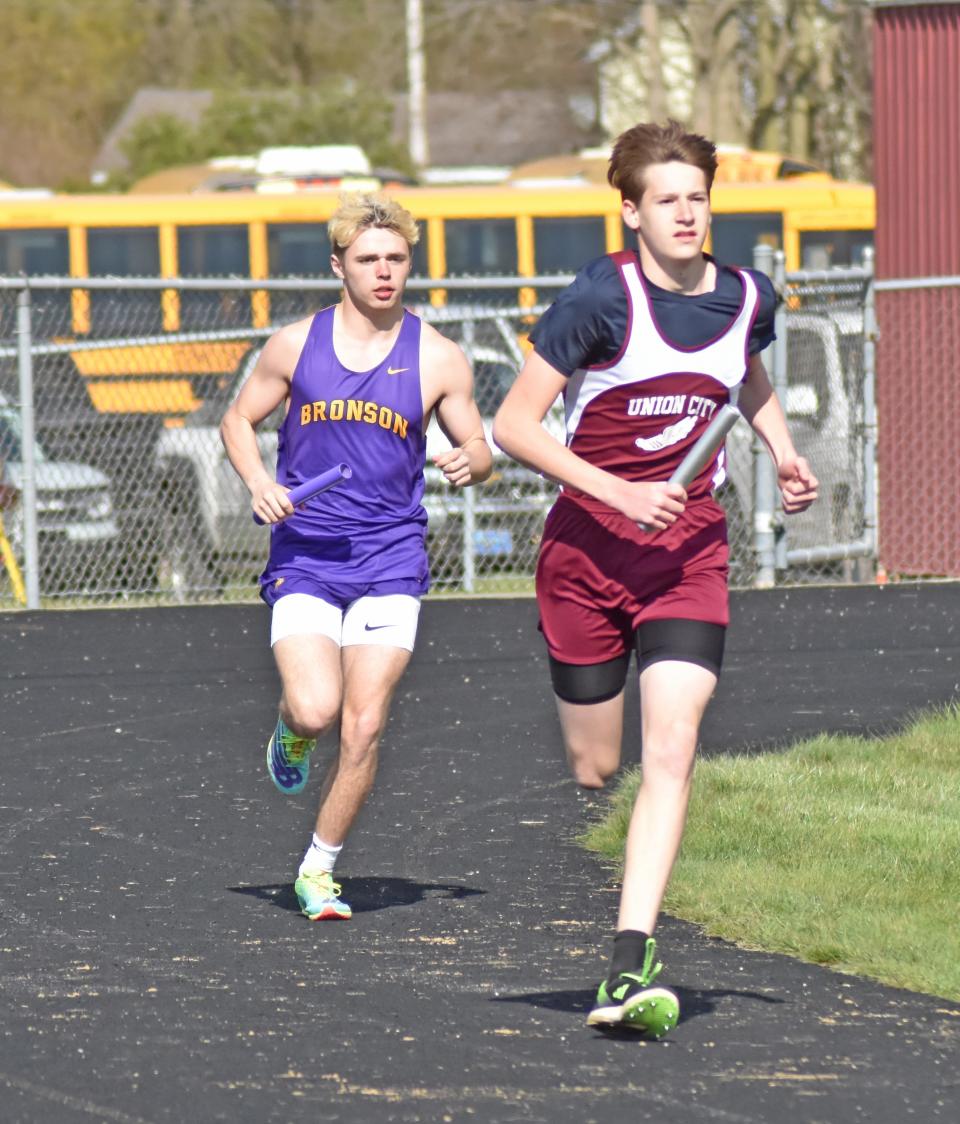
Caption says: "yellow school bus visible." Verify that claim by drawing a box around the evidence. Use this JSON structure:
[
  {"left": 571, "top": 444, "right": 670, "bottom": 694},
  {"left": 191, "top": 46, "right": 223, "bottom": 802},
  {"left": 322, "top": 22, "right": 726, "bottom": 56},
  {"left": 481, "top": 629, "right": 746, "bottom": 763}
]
[{"left": 0, "top": 153, "right": 874, "bottom": 417}]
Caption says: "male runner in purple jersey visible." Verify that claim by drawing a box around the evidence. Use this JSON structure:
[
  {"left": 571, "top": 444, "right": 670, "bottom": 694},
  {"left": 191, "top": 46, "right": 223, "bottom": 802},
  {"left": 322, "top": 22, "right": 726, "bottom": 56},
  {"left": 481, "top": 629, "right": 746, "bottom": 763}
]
[
  {"left": 221, "top": 192, "right": 492, "bottom": 921},
  {"left": 494, "top": 121, "right": 818, "bottom": 1036}
]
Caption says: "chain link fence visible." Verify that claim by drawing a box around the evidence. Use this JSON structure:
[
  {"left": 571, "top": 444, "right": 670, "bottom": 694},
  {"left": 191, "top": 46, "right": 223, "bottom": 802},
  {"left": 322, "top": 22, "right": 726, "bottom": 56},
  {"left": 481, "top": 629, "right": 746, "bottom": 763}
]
[
  {"left": 872, "top": 274, "right": 960, "bottom": 579},
  {"left": 752, "top": 248, "right": 877, "bottom": 586},
  {"left": 0, "top": 261, "right": 877, "bottom": 610}
]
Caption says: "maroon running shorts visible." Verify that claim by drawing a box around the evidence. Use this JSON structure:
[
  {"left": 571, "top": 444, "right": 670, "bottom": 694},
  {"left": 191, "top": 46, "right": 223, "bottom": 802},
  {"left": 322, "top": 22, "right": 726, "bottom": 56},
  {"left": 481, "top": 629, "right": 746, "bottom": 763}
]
[{"left": 535, "top": 493, "right": 729, "bottom": 665}]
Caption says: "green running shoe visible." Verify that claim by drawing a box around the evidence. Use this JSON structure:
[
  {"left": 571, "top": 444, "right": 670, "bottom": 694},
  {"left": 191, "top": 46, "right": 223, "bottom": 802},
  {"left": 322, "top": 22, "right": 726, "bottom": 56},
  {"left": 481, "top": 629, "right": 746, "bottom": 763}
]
[
  {"left": 587, "top": 937, "right": 680, "bottom": 1038},
  {"left": 294, "top": 870, "right": 352, "bottom": 921},
  {"left": 266, "top": 717, "right": 316, "bottom": 794}
]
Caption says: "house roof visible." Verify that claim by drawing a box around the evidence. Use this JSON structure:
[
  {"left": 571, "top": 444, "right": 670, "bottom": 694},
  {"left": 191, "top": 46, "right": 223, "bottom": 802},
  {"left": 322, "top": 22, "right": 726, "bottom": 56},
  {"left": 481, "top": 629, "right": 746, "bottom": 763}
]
[
  {"left": 392, "top": 90, "right": 597, "bottom": 167},
  {"left": 93, "top": 89, "right": 214, "bottom": 176},
  {"left": 94, "top": 87, "right": 597, "bottom": 178}
]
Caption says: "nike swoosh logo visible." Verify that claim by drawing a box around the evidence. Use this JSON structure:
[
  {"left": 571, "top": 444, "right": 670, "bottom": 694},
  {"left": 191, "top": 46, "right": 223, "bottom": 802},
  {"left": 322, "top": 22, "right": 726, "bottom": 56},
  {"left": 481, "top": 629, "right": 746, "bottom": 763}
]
[
  {"left": 364, "top": 623, "right": 392, "bottom": 631},
  {"left": 387, "top": 366, "right": 409, "bottom": 375}
]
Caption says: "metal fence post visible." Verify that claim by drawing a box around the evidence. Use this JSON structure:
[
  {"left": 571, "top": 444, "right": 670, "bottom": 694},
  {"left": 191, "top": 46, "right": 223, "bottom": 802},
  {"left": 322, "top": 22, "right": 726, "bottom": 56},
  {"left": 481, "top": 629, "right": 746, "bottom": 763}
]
[
  {"left": 861, "top": 247, "right": 879, "bottom": 564},
  {"left": 462, "top": 486, "right": 476, "bottom": 593},
  {"left": 772, "top": 250, "right": 789, "bottom": 571},
  {"left": 460, "top": 316, "right": 477, "bottom": 592},
  {"left": 16, "top": 284, "right": 40, "bottom": 609},
  {"left": 751, "top": 243, "right": 778, "bottom": 587}
]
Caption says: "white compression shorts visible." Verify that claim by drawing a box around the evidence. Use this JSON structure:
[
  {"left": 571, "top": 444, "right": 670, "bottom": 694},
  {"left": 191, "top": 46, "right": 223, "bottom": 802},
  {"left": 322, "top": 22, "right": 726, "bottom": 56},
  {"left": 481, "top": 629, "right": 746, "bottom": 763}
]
[{"left": 270, "top": 592, "right": 422, "bottom": 651}]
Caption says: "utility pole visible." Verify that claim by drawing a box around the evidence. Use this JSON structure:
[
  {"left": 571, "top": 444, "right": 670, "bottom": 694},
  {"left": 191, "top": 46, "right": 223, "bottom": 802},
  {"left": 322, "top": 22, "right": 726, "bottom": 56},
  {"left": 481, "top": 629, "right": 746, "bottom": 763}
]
[{"left": 406, "top": 0, "right": 430, "bottom": 169}]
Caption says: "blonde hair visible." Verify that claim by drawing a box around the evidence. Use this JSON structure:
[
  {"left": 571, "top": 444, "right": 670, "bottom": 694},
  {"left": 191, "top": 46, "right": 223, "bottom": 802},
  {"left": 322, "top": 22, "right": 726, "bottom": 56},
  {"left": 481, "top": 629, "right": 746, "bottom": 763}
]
[{"left": 327, "top": 192, "right": 420, "bottom": 255}]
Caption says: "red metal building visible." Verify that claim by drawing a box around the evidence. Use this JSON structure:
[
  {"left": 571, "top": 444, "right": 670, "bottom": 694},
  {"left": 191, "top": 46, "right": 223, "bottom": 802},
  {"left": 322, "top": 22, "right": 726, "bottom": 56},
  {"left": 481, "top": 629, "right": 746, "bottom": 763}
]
[{"left": 872, "top": 0, "right": 960, "bottom": 576}]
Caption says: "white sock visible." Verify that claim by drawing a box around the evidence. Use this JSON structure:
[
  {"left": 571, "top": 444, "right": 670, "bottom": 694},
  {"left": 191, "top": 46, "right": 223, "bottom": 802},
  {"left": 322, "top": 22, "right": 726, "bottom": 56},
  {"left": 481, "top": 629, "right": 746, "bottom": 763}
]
[{"left": 298, "top": 834, "right": 342, "bottom": 877}]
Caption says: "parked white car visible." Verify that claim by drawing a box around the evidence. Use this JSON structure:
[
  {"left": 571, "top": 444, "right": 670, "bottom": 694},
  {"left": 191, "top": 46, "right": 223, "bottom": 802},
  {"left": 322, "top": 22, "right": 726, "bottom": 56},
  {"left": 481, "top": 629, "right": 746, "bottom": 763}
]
[{"left": 0, "top": 393, "right": 119, "bottom": 592}]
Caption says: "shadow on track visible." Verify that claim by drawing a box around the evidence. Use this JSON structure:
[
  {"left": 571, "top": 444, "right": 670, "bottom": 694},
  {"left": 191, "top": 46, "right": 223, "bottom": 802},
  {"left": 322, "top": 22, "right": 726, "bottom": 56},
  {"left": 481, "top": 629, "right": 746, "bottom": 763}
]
[
  {"left": 229, "top": 877, "right": 486, "bottom": 914},
  {"left": 490, "top": 985, "right": 785, "bottom": 1026}
]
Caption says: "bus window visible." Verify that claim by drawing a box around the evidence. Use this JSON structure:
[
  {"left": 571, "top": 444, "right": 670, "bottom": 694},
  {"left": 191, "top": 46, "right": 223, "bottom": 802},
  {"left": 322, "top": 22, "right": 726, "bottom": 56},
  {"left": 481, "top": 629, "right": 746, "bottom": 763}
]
[
  {"left": 0, "top": 228, "right": 70, "bottom": 337},
  {"left": 0, "top": 227, "right": 69, "bottom": 274},
  {"left": 267, "top": 222, "right": 331, "bottom": 320},
  {"left": 533, "top": 215, "right": 606, "bottom": 274},
  {"left": 709, "top": 214, "right": 783, "bottom": 268},
  {"left": 265, "top": 221, "right": 430, "bottom": 320},
  {"left": 800, "top": 230, "right": 874, "bottom": 269},
  {"left": 177, "top": 225, "right": 250, "bottom": 328},
  {"left": 88, "top": 227, "right": 162, "bottom": 333},
  {"left": 443, "top": 218, "right": 518, "bottom": 304},
  {"left": 274, "top": 222, "right": 429, "bottom": 276},
  {"left": 268, "top": 222, "right": 331, "bottom": 276}
]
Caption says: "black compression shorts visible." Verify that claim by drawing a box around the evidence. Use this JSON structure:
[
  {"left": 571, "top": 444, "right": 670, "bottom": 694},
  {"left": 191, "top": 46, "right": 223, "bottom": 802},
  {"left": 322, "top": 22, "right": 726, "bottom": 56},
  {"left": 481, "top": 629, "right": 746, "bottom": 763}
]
[{"left": 548, "top": 618, "right": 726, "bottom": 705}]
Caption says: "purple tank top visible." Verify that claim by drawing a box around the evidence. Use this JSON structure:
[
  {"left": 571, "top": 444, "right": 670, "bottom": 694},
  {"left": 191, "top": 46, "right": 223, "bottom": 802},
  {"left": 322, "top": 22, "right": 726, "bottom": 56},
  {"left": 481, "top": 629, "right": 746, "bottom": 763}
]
[{"left": 260, "top": 306, "right": 429, "bottom": 596}]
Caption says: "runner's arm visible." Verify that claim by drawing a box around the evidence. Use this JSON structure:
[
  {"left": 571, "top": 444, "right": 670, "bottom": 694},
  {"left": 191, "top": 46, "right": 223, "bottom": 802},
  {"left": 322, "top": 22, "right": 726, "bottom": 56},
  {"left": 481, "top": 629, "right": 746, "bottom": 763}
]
[
  {"left": 427, "top": 334, "right": 493, "bottom": 487},
  {"left": 739, "top": 354, "right": 818, "bottom": 514},
  {"left": 220, "top": 326, "right": 303, "bottom": 524}
]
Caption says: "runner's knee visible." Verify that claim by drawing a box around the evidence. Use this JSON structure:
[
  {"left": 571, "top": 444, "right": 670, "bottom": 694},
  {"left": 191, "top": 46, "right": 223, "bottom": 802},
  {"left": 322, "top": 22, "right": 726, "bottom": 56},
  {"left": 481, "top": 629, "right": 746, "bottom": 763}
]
[
  {"left": 568, "top": 756, "right": 615, "bottom": 790},
  {"left": 562, "top": 725, "right": 622, "bottom": 789},
  {"left": 339, "top": 704, "right": 387, "bottom": 756},
  {"left": 641, "top": 720, "right": 700, "bottom": 784},
  {"left": 282, "top": 695, "right": 339, "bottom": 739}
]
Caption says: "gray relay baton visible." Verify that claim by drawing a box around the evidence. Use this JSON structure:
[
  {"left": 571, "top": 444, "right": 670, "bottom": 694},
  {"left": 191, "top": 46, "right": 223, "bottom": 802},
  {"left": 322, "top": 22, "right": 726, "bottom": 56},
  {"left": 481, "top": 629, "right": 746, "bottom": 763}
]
[
  {"left": 253, "top": 462, "right": 353, "bottom": 524},
  {"left": 639, "top": 404, "right": 742, "bottom": 531},
  {"left": 670, "top": 403, "right": 742, "bottom": 488}
]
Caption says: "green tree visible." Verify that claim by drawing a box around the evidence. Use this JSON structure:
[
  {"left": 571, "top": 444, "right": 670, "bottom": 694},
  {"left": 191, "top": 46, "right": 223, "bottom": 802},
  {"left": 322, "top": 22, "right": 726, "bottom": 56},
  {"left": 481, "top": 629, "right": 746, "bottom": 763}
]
[
  {"left": 117, "top": 115, "right": 206, "bottom": 185},
  {"left": 119, "top": 86, "right": 415, "bottom": 187},
  {"left": 0, "top": 0, "right": 146, "bottom": 186}
]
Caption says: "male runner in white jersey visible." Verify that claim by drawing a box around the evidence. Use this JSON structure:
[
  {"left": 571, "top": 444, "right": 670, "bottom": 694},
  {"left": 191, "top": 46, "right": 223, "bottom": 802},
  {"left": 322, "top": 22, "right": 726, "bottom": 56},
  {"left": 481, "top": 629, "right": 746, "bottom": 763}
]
[
  {"left": 221, "top": 193, "right": 492, "bottom": 921},
  {"left": 494, "top": 120, "right": 818, "bottom": 1036}
]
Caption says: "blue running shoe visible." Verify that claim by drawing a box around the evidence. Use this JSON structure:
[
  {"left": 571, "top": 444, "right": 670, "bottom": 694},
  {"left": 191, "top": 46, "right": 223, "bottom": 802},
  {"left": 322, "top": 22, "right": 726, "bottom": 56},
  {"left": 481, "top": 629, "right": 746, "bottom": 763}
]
[
  {"left": 266, "top": 717, "right": 316, "bottom": 794},
  {"left": 294, "top": 871, "right": 352, "bottom": 920}
]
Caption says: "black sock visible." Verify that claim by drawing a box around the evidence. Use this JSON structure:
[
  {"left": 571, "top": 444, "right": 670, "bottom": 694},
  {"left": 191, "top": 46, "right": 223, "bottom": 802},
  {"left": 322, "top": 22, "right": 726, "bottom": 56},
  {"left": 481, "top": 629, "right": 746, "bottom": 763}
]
[{"left": 607, "top": 929, "right": 651, "bottom": 982}]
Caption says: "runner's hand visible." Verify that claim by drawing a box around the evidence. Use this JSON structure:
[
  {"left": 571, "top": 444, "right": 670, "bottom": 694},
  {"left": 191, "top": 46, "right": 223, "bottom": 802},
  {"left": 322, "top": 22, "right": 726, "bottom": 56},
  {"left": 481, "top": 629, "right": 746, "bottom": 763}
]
[
  {"left": 251, "top": 481, "right": 294, "bottom": 525},
  {"left": 434, "top": 448, "right": 473, "bottom": 488},
  {"left": 608, "top": 479, "right": 687, "bottom": 531},
  {"left": 778, "top": 456, "right": 818, "bottom": 514}
]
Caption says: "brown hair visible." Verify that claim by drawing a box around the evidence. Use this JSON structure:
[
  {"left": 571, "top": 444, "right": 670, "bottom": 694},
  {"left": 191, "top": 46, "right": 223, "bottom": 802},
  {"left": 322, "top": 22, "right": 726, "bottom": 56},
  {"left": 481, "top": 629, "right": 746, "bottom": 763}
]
[
  {"left": 607, "top": 120, "right": 718, "bottom": 202},
  {"left": 328, "top": 191, "right": 420, "bottom": 256}
]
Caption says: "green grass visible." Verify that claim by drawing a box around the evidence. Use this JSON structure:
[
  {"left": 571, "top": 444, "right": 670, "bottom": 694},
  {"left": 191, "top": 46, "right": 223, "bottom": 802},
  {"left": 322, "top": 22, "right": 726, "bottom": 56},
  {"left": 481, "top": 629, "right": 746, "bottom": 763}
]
[{"left": 580, "top": 704, "right": 960, "bottom": 1001}]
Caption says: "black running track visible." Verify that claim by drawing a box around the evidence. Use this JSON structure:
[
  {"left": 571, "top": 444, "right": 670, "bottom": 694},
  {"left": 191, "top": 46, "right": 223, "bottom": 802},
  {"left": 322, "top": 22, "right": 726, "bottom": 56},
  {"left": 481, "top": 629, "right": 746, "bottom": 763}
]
[{"left": 1, "top": 583, "right": 958, "bottom": 1124}]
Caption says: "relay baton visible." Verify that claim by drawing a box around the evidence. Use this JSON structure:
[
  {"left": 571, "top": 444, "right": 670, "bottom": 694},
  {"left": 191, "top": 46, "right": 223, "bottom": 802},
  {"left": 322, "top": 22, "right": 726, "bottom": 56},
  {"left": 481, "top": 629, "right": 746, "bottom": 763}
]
[
  {"left": 253, "top": 462, "right": 353, "bottom": 524},
  {"left": 639, "top": 404, "right": 741, "bottom": 531},
  {"left": 669, "top": 403, "right": 742, "bottom": 488}
]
